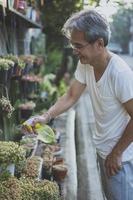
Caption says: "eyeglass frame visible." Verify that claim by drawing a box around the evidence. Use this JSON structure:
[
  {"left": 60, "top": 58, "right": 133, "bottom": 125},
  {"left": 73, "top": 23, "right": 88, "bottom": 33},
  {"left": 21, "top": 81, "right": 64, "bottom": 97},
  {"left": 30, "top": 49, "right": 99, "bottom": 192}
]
[{"left": 70, "top": 42, "right": 90, "bottom": 51}]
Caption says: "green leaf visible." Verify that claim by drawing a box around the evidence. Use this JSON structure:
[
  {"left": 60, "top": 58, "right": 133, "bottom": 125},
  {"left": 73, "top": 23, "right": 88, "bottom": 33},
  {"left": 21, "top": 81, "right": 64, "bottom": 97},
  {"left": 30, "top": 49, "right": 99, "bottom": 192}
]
[{"left": 36, "top": 125, "right": 56, "bottom": 144}]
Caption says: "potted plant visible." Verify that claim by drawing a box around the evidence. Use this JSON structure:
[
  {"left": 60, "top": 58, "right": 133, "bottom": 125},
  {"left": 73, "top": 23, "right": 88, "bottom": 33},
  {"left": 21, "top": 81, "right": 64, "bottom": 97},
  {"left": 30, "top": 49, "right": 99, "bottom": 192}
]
[
  {"left": 19, "top": 177, "right": 60, "bottom": 200},
  {"left": 52, "top": 164, "right": 68, "bottom": 182},
  {"left": 4, "top": 54, "right": 25, "bottom": 77},
  {"left": 0, "top": 174, "right": 60, "bottom": 200},
  {"left": 0, "top": 58, "right": 14, "bottom": 85},
  {"left": 0, "top": 141, "right": 26, "bottom": 175},
  {"left": 0, "top": 176, "right": 22, "bottom": 200},
  {"left": 22, "top": 156, "right": 43, "bottom": 179},
  {"left": 18, "top": 101, "right": 36, "bottom": 119},
  {"left": 20, "top": 135, "right": 37, "bottom": 157}
]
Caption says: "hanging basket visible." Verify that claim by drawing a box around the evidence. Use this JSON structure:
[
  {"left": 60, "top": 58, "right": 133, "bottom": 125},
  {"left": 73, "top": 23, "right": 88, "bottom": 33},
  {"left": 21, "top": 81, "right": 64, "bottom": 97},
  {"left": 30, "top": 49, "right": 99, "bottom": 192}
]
[
  {"left": 12, "top": 63, "right": 22, "bottom": 78},
  {"left": 0, "top": 84, "right": 9, "bottom": 99},
  {"left": 0, "top": 70, "right": 8, "bottom": 85}
]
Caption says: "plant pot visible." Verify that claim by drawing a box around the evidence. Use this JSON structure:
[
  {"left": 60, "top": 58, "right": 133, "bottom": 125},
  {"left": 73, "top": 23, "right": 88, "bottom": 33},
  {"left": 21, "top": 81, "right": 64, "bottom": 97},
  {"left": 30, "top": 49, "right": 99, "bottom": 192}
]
[
  {"left": 52, "top": 164, "right": 68, "bottom": 182},
  {"left": 12, "top": 64, "right": 22, "bottom": 77},
  {"left": 6, "top": 163, "right": 15, "bottom": 175},
  {"left": 53, "top": 157, "right": 64, "bottom": 165},
  {"left": 0, "top": 163, "right": 15, "bottom": 175},
  {"left": 0, "top": 70, "right": 8, "bottom": 85},
  {"left": 7, "top": 67, "right": 13, "bottom": 90}
]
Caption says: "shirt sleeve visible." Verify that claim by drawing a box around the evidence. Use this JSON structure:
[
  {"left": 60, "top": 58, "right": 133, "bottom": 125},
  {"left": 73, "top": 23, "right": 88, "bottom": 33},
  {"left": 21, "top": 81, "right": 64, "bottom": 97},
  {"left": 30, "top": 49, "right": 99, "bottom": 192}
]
[
  {"left": 114, "top": 69, "right": 133, "bottom": 103},
  {"left": 74, "top": 61, "right": 86, "bottom": 84}
]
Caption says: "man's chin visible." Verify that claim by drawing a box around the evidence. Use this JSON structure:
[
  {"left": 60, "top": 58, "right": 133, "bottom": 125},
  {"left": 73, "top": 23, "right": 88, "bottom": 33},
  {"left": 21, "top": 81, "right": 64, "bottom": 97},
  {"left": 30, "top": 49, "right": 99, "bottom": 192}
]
[{"left": 79, "top": 58, "right": 88, "bottom": 64}]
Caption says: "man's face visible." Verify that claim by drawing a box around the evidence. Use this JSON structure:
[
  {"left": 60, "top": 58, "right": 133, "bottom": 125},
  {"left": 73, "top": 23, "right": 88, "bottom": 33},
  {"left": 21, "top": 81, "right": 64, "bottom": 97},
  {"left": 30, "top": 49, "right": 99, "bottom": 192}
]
[{"left": 70, "top": 30, "right": 100, "bottom": 65}]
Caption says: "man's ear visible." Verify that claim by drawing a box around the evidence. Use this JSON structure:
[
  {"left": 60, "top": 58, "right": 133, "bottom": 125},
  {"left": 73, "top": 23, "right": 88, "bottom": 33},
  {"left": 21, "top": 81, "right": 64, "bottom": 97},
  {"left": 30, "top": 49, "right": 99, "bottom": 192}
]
[{"left": 96, "top": 38, "right": 104, "bottom": 48}]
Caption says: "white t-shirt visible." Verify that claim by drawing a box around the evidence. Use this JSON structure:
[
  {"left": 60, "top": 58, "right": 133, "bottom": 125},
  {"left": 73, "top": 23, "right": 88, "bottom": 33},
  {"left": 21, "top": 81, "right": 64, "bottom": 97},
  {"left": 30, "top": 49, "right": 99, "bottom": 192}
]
[{"left": 75, "top": 54, "right": 133, "bottom": 162}]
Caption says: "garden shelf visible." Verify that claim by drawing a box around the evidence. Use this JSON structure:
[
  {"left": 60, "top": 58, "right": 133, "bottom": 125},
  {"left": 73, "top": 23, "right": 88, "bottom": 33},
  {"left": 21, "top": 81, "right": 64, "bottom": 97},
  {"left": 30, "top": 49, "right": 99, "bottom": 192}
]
[{"left": 6, "top": 8, "right": 42, "bottom": 28}]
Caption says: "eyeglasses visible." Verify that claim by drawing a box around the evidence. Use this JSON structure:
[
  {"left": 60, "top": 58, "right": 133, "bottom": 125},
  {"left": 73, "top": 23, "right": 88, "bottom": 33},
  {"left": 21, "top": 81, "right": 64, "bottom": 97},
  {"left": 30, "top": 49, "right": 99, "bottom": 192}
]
[{"left": 70, "top": 42, "right": 89, "bottom": 50}]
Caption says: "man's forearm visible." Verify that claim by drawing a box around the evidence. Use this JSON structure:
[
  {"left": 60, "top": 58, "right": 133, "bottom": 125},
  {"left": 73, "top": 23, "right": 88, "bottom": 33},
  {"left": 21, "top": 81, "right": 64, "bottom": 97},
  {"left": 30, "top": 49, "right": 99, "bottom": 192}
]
[
  {"left": 105, "top": 118, "right": 133, "bottom": 177},
  {"left": 41, "top": 79, "right": 86, "bottom": 122},
  {"left": 112, "top": 119, "right": 133, "bottom": 155},
  {"left": 45, "top": 93, "right": 76, "bottom": 119}
]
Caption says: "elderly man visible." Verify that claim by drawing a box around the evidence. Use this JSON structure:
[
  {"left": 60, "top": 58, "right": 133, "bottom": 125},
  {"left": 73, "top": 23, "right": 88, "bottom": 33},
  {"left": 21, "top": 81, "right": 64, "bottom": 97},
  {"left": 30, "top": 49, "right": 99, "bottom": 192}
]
[{"left": 24, "top": 9, "right": 133, "bottom": 200}]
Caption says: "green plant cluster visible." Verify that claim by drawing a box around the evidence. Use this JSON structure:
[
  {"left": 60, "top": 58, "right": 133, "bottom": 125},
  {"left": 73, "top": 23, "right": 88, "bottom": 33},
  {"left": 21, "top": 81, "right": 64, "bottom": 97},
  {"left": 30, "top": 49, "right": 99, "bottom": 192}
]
[
  {"left": 0, "top": 141, "right": 26, "bottom": 166},
  {"left": 0, "top": 176, "right": 60, "bottom": 200},
  {"left": 3, "top": 54, "right": 25, "bottom": 69},
  {"left": 0, "top": 176, "right": 22, "bottom": 200},
  {"left": 40, "top": 73, "right": 68, "bottom": 107},
  {"left": 0, "top": 58, "right": 14, "bottom": 70},
  {"left": 20, "top": 177, "right": 60, "bottom": 200}
]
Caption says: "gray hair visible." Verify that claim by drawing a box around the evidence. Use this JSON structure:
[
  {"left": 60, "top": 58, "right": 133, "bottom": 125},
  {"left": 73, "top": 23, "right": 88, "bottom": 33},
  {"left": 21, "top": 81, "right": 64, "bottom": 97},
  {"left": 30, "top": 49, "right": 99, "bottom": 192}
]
[{"left": 62, "top": 9, "right": 111, "bottom": 46}]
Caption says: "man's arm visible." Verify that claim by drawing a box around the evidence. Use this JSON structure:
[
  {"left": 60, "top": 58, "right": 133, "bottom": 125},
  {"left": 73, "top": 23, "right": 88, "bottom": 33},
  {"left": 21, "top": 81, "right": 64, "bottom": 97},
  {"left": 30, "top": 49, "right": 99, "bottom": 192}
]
[
  {"left": 105, "top": 98, "right": 133, "bottom": 177},
  {"left": 47, "top": 79, "right": 86, "bottom": 118},
  {"left": 29, "top": 79, "right": 86, "bottom": 125}
]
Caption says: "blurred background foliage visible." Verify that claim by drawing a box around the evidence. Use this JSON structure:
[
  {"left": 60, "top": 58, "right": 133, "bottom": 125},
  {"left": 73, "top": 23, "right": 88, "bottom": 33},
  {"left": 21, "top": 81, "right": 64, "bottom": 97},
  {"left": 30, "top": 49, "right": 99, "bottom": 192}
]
[{"left": 36, "top": 0, "right": 133, "bottom": 82}]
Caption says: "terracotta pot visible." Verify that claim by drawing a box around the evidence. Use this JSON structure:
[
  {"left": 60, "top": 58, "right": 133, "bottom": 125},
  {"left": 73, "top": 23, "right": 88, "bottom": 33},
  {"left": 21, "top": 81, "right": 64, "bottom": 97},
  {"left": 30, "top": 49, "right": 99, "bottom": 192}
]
[
  {"left": 52, "top": 164, "right": 68, "bottom": 181},
  {"left": 53, "top": 157, "right": 64, "bottom": 165}
]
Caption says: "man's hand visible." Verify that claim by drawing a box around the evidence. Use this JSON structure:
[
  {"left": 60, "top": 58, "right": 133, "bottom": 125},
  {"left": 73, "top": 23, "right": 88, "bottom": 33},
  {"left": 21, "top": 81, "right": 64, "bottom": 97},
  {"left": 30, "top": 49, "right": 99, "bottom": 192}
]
[
  {"left": 105, "top": 150, "right": 122, "bottom": 177},
  {"left": 22, "top": 113, "right": 50, "bottom": 134}
]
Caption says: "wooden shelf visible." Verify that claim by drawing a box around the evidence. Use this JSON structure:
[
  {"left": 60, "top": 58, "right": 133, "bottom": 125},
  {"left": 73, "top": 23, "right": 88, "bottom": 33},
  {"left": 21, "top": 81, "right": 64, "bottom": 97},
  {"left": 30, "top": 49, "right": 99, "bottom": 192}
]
[{"left": 6, "top": 8, "right": 42, "bottom": 28}]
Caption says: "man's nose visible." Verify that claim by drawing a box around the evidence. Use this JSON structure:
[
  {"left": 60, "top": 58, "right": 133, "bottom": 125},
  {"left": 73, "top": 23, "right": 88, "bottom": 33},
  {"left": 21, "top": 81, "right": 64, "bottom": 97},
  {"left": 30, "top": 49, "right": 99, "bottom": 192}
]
[{"left": 73, "top": 48, "right": 80, "bottom": 55}]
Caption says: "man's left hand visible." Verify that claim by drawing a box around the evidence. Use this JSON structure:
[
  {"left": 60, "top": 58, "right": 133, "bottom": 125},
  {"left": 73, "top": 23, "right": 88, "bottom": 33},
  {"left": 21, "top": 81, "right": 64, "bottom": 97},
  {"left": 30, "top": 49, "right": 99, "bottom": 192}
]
[{"left": 105, "top": 150, "right": 122, "bottom": 177}]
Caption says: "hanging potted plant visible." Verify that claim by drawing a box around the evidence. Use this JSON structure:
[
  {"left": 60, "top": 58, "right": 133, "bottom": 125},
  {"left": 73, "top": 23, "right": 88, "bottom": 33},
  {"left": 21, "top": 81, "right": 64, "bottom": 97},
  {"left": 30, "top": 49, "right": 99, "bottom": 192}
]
[
  {"left": 0, "top": 85, "right": 15, "bottom": 140},
  {"left": 33, "top": 56, "right": 44, "bottom": 74},
  {"left": 18, "top": 101, "right": 36, "bottom": 119},
  {"left": 0, "top": 141, "right": 26, "bottom": 175},
  {"left": 19, "top": 55, "right": 35, "bottom": 75},
  {"left": 4, "top": 54, "right": 25, "bottom": 78},
  {"left": 0, "top": 58, "right": 14, "bottom": 85}
]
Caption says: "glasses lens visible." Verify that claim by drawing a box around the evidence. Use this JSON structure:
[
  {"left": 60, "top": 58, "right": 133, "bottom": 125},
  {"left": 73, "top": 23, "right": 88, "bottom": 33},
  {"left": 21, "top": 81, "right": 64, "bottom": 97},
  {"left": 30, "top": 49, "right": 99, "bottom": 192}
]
[{"left": 70, "top": 43, "right": 88, "bottom": 50}]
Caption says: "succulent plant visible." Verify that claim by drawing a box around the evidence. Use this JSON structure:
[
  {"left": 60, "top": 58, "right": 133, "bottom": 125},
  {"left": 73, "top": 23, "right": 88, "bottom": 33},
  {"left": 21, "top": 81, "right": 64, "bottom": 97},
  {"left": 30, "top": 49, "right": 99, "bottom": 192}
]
[
  {"left": 19, "top": 177, "right": 60, "bottom": 200},
  {"left": 0, "top": 174, "right": 60, "bottom": 200},
  {"left": 19, "top": 177, "right": 35, "bottom": 200},
  {"left": 35, "top": 179, "right": 60, "bottom": 200},
  {"left": 0, "top": 141, "right": 26, "bottom": 167},
  {"left": 22, "top": 156, "right": 43, "bottom": 179},
  {"left": 0, "top": 176, "right": 22, "bottom": 200}
]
